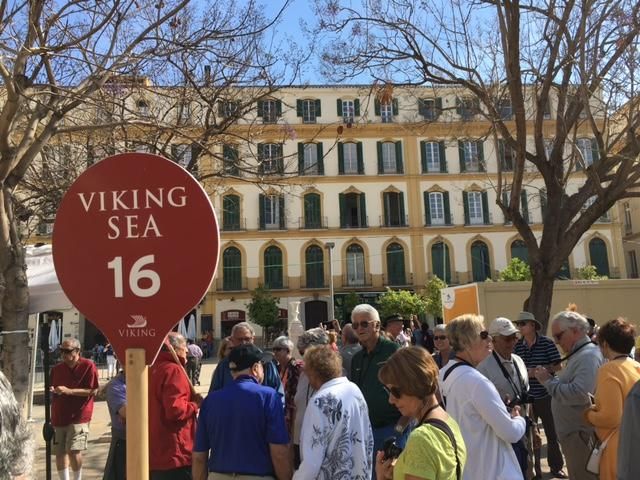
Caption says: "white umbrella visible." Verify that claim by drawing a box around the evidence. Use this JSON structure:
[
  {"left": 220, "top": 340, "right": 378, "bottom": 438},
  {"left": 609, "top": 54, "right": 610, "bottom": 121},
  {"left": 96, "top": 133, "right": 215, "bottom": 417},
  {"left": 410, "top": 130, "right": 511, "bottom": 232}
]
[
  {"left": 186, "top": 314, "right": 196, "bottom": 340},
  {"left": 177, "top": 319, "right": 188, "bottom": 338},
  {"left": 48, "top": 319, "right": 59, "bottom": 350}
]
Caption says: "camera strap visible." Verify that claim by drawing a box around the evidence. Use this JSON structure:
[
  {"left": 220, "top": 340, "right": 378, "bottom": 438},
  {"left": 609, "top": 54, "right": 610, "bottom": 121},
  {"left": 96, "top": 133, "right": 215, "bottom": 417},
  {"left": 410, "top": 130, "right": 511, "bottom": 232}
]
[
  {"left": 423, "top": 418, "right": 461, "bottom": 480},
  {"left": 492, "top": 351, "right": 526, "bottom": 400}
]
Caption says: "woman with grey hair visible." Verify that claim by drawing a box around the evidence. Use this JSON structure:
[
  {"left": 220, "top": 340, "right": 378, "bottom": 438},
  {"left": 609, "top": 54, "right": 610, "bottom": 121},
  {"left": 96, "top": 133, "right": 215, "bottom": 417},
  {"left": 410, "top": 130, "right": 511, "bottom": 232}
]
[
  {"left": 292, "top": 327, "right": 329, "bottom": 467},
  {"left": 440, "top": 314, "right": 526, "bottom": 480},
  {"left": 272, "top": 336, "right": 303, "bottom": 437},
  {"left": 0, "top": 370, "right": 34, "bottom": 479}
]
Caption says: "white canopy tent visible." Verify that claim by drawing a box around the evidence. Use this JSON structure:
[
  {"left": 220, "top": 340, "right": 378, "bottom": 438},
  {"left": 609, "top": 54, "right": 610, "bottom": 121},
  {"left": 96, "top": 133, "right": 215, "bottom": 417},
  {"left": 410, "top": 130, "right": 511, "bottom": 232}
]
[{"left": 26, "top": 244, "right": 72, "bottom": 313}]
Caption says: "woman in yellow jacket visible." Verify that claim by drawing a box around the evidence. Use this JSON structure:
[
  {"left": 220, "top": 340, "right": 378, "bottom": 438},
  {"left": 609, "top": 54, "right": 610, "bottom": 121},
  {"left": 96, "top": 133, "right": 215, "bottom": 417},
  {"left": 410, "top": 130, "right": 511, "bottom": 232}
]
[{"left": 585, "top": 318, "right": 640, "bottom": 480}]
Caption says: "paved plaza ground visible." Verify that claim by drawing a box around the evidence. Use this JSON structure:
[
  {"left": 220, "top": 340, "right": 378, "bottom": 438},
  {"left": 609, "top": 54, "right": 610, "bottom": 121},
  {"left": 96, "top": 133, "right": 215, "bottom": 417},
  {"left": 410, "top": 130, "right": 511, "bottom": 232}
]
[{"left": 30, "top": 358, "right": 558, "bottom": 479}]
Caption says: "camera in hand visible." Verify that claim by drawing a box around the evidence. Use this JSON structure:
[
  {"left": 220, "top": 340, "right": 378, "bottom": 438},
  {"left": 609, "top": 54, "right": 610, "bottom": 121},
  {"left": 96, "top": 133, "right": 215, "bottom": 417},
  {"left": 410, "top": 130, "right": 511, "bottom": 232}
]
[
  {"left": 382, "top": 436, "right": 403, "bottom": 460},
  {"left": 506, "top": 391, "right": 531, "bottom": 411}
]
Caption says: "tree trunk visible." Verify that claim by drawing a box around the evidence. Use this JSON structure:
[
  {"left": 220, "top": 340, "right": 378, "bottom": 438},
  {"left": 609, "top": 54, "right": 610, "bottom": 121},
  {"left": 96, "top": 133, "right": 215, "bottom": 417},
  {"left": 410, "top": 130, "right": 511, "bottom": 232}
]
[
  {"left": 526, "top": 272, "right": 556, "bottom": 333},
  {"left": 1, "top": 247, "right": 31, "bottom": 408}
]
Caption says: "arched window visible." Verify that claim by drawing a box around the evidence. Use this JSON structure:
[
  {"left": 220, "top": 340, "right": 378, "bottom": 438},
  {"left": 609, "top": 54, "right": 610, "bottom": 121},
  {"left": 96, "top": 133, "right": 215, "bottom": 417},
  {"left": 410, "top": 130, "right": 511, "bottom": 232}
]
[
  {"left": 386, "top": 243, "right": 406, "bottom": 285},
  {"left": 346, "top": 244, "right": 365, "bottom": 286},
  {"left": 471, "top": 241, "right": 492, "bottom": 282},
  {"left": 305, "top": 245, "right": 324, "bottom": 288},
  {"left": 510, "top": 240, "right": 528, "bottom": 262},
  {"left": 589, "top": 238, "right": 610, "bottom": 277},
  {"left": 431, "top": 242, "right": 451, "bottom": 284},
  {"left": 264, "top": 246, "right": 283, "bottom": 289},
  {"left": 222, "top": 247, "right": 242, "bottom": 290}
]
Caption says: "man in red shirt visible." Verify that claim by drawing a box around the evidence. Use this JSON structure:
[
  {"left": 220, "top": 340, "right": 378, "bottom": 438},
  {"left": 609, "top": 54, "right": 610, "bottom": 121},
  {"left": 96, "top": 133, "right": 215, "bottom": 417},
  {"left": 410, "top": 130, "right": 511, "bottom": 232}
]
[
  {"left": 149, "top": 332, "right": 203, "bottom": 479},
  {"left": 50, "top": 338, "right": 99, "bottom": 480}
]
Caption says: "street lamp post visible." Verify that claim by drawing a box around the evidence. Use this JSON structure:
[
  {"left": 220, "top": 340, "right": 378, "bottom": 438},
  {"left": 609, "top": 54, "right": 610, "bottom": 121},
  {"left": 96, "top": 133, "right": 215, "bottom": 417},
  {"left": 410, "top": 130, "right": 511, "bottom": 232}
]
[{"left": 325, "top": 242, "right": 335, "bottom": 322}]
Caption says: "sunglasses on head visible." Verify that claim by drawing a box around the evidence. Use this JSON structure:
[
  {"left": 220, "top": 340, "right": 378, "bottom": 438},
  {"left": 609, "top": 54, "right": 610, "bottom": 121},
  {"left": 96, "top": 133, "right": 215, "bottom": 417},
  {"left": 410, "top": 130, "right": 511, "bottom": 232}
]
[
  {"left": 434, "top": 335, "right": 447, "bottom": 341},
  {"left": 352, "top": 320, "right": 371, "bottom": 330},
  {"left": 480, "top": 330, "right": 490, "bottom": 340},
  {"left": 60, "top": 348, "right": 78, "bottom": 354},
  {"left": 383, "top": 385, "right": 402, "bottom": 398}
]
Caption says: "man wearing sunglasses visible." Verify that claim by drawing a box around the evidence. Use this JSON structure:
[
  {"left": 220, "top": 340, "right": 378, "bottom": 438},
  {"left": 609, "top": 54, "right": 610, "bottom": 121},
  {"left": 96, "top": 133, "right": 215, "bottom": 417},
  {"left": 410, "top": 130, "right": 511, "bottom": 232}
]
[
  {"left": 50, "top": 338, "right": 99, "bottom": 480},
  {"left": 350, "top": 304, "right": 406, "bottom": 480}
]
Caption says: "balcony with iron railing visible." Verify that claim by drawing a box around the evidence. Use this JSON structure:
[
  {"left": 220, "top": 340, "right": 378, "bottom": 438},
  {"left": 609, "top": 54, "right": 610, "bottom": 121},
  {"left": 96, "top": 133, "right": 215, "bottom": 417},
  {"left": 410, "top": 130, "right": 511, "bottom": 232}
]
[
  {"left": 379, "top": 215, "right": 409, "bottom": 228},
  {"left": 340, "top": 216, "right": 369, "bottom": 229},
  {"left": 257, "top": 217, "right": 288, "bottom": 231},
  {"left": 382, "top": 272, "right": 414, "bottom": 287},
  {"left": 301, "top": 278, "right": 328, "bottom": 289},
  {"left": 298, "top": 216, "right": 329, "bottom": 230},
  {"left": 216, "top": 276, "right": 249, "bottom": 292},
  {"left": 221, "top": 217, "right": 247, "bottom": 232},
  {"left": 342, "top": 273, "right": 373, "bottom": 288}
]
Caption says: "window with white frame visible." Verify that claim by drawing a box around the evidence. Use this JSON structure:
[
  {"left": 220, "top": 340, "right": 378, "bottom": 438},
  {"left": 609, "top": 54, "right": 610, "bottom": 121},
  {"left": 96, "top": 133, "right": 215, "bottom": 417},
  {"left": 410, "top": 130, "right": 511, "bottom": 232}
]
[
  {"left": 625, "top": 203, "right": 632, "bottom": 232},
  {"left": 468, "top": 191, "right": 484, "bottom": 224},
  {"left": 420, "top": 99, "right": 438, "bottom": 121},
  {"left": 380, "top": 102, "right": 393, "bottom": 123},
  {"left": 429, "top": 192, "right": 445, "bottom": 225},
  {"left": 577, "top": 138, "right": 596, "bottom": 166},
  {"left": 178, "top": 102, "right": 191, "bottom": 124},
  {"left": 261, "top": 143, "right": 282, "bottom": 174},
  {"left": 302, "top": 99, "right": 317, "bottom": 123},
  {"left": 424, "top": 142, "right": 440, "bottom": 172},
  {"left": 303, "top": 143, "right": 318, "bottom": 175},
  {"left": 382, "top": 142, "right": 397, "bottom": 173},
  {"left": 346, "top": 244, "right": 365, "bottom": 286},
  {"left": 343, "top": 142, "right": 358, "bottom": 174},
  {"left": 498, "top": 98, "right": 512, "bottom": 120},
  {"left": 261, "top": 99, "right": 278, "bottom": 123},
  {"left": 264, "top": 195, "right": 281, "bottom": 229},
  {"left": 342, "top": 100, "right": 355, "bottom": 123},
  {"left": 222, "top": 100, "right": 238, "bottom": 118},
  {"left": 462, "top": 141, "right": 480, "bottom": 171},
  {"left": 173, "top": 144, "right": 192, "bottom": 168}
]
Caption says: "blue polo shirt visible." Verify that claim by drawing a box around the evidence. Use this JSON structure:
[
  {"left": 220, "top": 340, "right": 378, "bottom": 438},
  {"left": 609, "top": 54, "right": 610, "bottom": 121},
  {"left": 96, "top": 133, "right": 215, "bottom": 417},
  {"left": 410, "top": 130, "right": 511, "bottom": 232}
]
[{"left": 194, "top": 375, "right": 289, "bottom": 475}]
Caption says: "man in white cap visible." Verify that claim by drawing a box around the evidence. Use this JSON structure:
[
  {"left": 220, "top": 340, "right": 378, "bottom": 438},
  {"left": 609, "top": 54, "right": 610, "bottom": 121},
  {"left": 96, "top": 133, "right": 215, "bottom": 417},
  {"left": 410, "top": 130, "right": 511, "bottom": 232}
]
[{"left": 478, "top": 317, "right": 531, "bottom": 479}]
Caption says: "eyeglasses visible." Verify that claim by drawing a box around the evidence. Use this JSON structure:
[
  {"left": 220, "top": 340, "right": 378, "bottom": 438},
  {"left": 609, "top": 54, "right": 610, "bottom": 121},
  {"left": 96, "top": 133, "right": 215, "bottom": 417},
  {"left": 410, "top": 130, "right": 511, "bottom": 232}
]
[
  {"left": 352, "top": 320, "right": 371, "bottom": 330},
  {"left": 383, "top": 385, "right": 402, "bottom": 398},
  {"left": 60, "top": 348, "right": 78, "bottom": 354},
  {"left": 480, "top": 331, "right": 490, "bottom": 340},
  {"left": 553, "top": 330, "right": 567, "bottom": 342},
  {"left": 434, "top": 335, "right": 447, "bottom": 341}
]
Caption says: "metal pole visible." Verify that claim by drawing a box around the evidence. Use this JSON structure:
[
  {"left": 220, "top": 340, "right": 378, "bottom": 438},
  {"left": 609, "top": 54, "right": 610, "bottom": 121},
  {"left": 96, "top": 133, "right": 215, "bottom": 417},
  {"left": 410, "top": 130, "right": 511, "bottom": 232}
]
[
  {"left": 40, "top": 315, "right": 53, "bottom": 480},
  {"left": 325, "top": 242, "right": 335, "bottom": 322},
  {"left": 27, "top": 316, "right": 40, "bottom": 422}
]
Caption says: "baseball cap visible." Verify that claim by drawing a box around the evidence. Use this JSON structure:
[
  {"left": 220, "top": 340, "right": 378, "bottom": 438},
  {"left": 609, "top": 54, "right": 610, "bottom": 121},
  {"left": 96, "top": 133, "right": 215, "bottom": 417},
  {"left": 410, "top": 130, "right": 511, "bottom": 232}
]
[
  {"left": 488, "top": 317, "right": 519, "bottom": 337},
  {"left": 228, "top": 344, "right": 271, "bottom": 371},
  {"left": 384, "top": 314, "right": 404, "bottom": 327}
]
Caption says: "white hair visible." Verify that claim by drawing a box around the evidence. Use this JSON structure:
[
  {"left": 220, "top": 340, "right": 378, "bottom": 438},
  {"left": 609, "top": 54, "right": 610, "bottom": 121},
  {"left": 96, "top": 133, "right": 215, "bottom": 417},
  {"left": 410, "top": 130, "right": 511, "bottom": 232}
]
[
  {"left": 434, "top": 324, "right": 447, "bottom": 333},
  {"left": 552, "top": 310, "right": 590, "bottom": 334},
  {"left": 351, "top": 304, "right": 380, "bottom": 324},
  {"left": 62, "top": 337, "right": 81, "bottom": 350},
  {"left": 231, "top": 322, "right": 255, "bottom": 336},
  {"left": 272, "top": 336, "right": 294, "bottom": 352}
]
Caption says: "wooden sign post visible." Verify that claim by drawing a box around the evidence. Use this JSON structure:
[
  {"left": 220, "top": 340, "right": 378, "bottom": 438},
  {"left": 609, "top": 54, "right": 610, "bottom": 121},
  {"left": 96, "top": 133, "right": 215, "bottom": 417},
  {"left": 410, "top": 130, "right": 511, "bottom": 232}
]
[{"left": 52, "top": 153, "right": 219, "bottom": 478}]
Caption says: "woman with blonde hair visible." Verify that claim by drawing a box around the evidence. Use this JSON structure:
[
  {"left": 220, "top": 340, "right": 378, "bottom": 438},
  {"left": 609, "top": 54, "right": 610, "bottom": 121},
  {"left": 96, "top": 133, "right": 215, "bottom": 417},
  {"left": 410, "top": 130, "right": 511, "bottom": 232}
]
[
  {"left": 376, "top": 347, "right": 466, "bottom": 480},
  {"left": 585, "top": 318, "right": 640, "bottom": 480},
  {"left": 439, "top": 314, "right": 526, "bottom": 480},
  {"left": 217, "top": 337, "right": 232, "bottom": 361}
]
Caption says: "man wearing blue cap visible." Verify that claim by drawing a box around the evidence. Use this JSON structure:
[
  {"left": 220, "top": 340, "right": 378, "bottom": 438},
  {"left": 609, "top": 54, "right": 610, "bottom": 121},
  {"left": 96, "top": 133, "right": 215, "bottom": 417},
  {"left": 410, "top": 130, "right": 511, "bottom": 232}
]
[{"left": 193, "top": 344, "right": 292, "bottom": 480}]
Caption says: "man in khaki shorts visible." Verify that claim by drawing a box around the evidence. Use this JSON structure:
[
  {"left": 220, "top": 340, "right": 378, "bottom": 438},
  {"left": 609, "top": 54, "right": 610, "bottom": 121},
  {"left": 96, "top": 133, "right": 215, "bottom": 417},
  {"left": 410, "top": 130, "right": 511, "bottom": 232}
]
[{"left": 50, "top": 338, "right": 99, "bottom": 480}]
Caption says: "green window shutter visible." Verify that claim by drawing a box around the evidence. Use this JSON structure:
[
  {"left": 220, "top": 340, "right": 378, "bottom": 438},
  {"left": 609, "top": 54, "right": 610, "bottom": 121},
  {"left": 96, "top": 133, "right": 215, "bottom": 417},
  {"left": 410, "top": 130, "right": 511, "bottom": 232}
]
[
  {"left": 257, "top": 100, "right": 263, "bottom": 117},
  {"left": 424, "top": 191, "right": 432, "bottom": 226},
  {"left": 279, "top": 196, "right": 285, "bottom": 229},
  {"left": 377, "top": 142, "right": 383, "bottom": 173},
  {"left": 374, "top": 99, "right": 381, "bottom": 116},
  {"left": 443, "top": 192, "right": 451, "bottom": 224},
  {"left": 359, "top": 193, "right": 367, "bottom": 227},
  {"left": 259, "top": 194, "right": 265, "bottom": 229},
  {"left": 435, "top": 97, "right": 442, "bottom": 117},
  {"left": 392, "top": 99, "right": 399, "bottom": 116},
  {"left": 257, "top": 143, "right": 264, "bottom": 174},
  {"left": 357, "top": 142, "right": 364, "bottom": 173},
  {"left": 439, "top": 141, "right": 447, "bottom": 172},
  {"left": 399, "top": 193, "right": 406, "bottom": 225},
  {"left": 482, "top": 191, "right": 490, "bottom": 224},
  {"left": 296, "top": 100, "right": 303, "bottom": 117},
  {"left": 458, "top": 141, "right": 466, "bottom": 172},
  {"left": 521, "top": 190, "right": 529, "bottom": 223},
  {"left": 420, "top": 141, "right": 427, "bottom": 173},
  {"left": 338, "top": 143, "right": 345, "bottom": 174},
  {"left": 478, "top": 141, "right": 485, "bottom": 171},
  {"left": 339, "top": 193, "right": 346, "bottom": 227},
  {"left": 354, "top": 99, "right": 360, "bottom": 116},
  {"left": 337, "top": 99, "right": 343, "bottom": 117},
  {"left": 317, "top": 142, "right": 324, "bottom": 175},
  {"left": 298, "top": 143, "right": 305, "bottom": 174},
  {"left": 315, "top": 99, "right": 322, "bottom": 117},
  {"left": 463, "top": 191, "right": 470, "bottom": 225},
  {"left": 276, "top": 100, "right": 282, "bottom": 116},
  {"left": 395, "top": 141, "right": 403, "bottom": 173},
  {"left": 455, "top": 97, "right": 462, "bottom": 115},
  {"left": 383, "top": 192, "right": 391, "bottom": 226},
  {"left": 418, "top": 99, "right": 427, "bottom": 116},
  {"left": 591, "top": 138, "right": 599, "bottom": 163},
  {"left": 502, "top": 191, "right": 510, "bottom": 223}
]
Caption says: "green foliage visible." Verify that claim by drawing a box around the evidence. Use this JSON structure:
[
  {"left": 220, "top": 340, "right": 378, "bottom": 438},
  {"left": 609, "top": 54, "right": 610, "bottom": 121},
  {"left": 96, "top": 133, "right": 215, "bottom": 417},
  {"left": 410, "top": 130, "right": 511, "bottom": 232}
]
[
  {"left": 378, "top": 287, "right": 428, "bottom": 320},
  {"left": 498, "top": 258, "right": 532, "bottom": 281},
  {"left": 246, "top": 285, "right": 280, "bottom": 330},
  {"left": 423, "top": 276, "right": 447, "bottom": 318},
  {"left": 575, "top": 265, "right": 608, "bottom": 280}
]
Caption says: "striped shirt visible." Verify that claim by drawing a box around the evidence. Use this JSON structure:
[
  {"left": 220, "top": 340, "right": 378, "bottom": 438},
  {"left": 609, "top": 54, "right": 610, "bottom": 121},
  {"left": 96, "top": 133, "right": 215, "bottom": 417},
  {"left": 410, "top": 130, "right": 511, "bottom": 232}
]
[{"left": 514, "top": 334, "right": 561, "bottom": 399}]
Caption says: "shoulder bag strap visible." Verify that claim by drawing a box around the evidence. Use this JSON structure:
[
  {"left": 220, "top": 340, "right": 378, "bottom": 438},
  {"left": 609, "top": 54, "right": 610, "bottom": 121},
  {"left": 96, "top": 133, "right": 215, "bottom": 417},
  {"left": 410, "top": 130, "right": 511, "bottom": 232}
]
[
  {"left": 424, "top": 418, "right": 461, "bottom": 480},
  {"left": 441, "top": 361, "right": 472, "bottom": 408}
]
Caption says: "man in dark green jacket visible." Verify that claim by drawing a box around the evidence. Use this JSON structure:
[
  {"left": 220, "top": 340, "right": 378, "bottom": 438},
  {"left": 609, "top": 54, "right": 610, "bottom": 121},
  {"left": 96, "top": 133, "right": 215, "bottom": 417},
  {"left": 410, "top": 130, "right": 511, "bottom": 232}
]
[{"left": 351, "top": 304, "right": 407, "bottom": 479}]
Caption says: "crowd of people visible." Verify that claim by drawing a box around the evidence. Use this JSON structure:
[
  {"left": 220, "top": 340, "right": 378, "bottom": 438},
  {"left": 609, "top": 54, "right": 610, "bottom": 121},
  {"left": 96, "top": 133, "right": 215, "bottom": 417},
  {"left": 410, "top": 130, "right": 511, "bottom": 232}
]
[{"left": 5, "top": 305, "right": 640, "bottom": 480}]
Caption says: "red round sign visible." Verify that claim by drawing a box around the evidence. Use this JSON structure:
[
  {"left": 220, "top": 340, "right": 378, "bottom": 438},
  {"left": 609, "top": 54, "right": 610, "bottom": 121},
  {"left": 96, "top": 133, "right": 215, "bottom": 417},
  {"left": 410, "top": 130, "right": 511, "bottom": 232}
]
[{"left": 52, "top": 153, "right": 219, "bottom": 364}]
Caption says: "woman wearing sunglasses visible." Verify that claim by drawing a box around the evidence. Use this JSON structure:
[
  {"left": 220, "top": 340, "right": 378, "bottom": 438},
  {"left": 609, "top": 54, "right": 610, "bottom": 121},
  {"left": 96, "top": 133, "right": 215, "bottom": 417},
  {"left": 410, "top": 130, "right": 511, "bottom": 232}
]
[
  {"left": 432, "top": 324, "right": 453, "bottom": 369},
  {"left": 440, "top": 314, "right": 526, "bottom": 480},
  {"left": 376, "top": 347, "right": 466, "bottom": 480}
]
